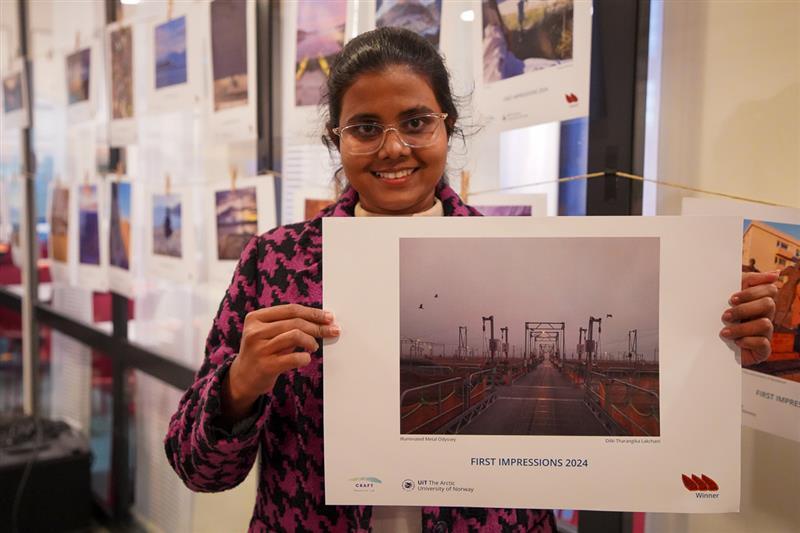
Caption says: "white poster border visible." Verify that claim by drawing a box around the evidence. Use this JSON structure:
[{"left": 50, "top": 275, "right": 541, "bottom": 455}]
[{"left": 323, "top": 216, "right": 743, "bottom": 512}]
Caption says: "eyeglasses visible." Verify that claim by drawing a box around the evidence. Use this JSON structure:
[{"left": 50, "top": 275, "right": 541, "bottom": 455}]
[{"left": 332, "top": 113, "right": 448, "bottom": 155}]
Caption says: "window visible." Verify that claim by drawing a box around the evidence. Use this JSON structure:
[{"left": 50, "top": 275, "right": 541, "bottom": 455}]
[
  {"left": 777, "top": 240, "right": 788, "bottom": 249},
  {"left": 776, "top": 257, "right": 787, "bottom": 266}
]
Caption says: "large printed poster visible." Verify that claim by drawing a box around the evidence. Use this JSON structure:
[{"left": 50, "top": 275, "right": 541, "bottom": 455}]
[
  {"left": 324, "top": 216, "right": 743, "bottom": 512},
  {"left": 475, "top": 0, "right": 591, "bottom": 131},
  {"left": 683, "top": 197, "right": 800, "bottom": 443}
]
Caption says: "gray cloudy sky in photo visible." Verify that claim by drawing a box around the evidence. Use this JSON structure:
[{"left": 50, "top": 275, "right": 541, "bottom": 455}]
[{"left": 399, "top": 237, "right": 660, "bottom": 359}]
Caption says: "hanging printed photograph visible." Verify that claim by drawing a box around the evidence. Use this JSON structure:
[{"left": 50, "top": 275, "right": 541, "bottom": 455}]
[
  {"left": 305, "top": 198, "right": 334, "bottom": 220},
  {"left": 211, "top": 0, "right": 248, "bottom": 111},
  {"left": 155, "top": 16, "right": 188, "bottom": 89},
  {"left": 483, "top": 0, "right": 573, "bottom": 83},
  {"left": 78, "top": 184, "right": 100, "bottom": 265},
  {"left": 295, "top": 0, "right": 347, "bottom": 106},
  {"left": 50, "top": 187, "right": 70, "bottom": 263},
  {"left": 376, "top": 0, "right": 442, "bottom": 49},
  {"left": 2, "top": 72, "right": 23, "bottom": 113},
  {"left": 66, "top": 48, "right": 91, "bottom": 104},
  {"left": 215, "top": 187, "right": 258, "bottom": 260},
  {"left": 110, "top": 25, "right": 134, "bottom": 119},
  {"left": 109, "top": 182, "right": 131, "bottom": 270},
  {"left": 475, "top": 205, "right": 532, "bottom": 216},
  {"left": 152, "top": 193, "right": 182, "bottom": 258},
  {"left": 742, "top": 219, "right": 800, "bottom": 383}
]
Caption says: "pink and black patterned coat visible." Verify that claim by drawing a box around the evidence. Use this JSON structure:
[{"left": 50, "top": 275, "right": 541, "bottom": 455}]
[{"left": 165, "top": 181, "right": 556, "bottom": 532}]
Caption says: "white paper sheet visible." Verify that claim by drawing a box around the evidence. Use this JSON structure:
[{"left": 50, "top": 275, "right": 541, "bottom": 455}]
[
  {"left": 324, "top": 216, "right": 742, "bottom": 512},
  {"left": 682, "top": 197, "right": 800, "bottom": 443}
]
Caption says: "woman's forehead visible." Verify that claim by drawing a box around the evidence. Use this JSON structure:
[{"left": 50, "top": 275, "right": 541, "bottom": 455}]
[{"left": 339, "top": 66, "right": 440, "bottom": 122}]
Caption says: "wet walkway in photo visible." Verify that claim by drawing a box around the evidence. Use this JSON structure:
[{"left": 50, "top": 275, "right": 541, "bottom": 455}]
[{"left": 460, "top": 361, "right": 610, "bottom": 435}]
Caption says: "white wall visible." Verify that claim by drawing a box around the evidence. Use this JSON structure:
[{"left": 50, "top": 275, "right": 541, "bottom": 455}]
[
  {"left": 653, "top": 0, "right": 800, "bottom": 215},
  {"left": 647, "top": 2, "right": 800, "bottom": 531}
]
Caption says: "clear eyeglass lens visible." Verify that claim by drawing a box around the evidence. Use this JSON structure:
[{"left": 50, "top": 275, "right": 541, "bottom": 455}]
[{"left": 341, "top": 114, "right": 443, "bottom": 154}]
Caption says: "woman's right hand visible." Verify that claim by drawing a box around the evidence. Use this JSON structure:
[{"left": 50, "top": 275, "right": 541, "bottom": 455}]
[{"left": 221, "top": 304, "right": 340, "bottom": 421}]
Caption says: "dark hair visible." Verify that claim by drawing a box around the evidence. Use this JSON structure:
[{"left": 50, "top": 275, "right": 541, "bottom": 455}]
[{"left": 321, "top": 27, "right": 461, "bottom": 152}]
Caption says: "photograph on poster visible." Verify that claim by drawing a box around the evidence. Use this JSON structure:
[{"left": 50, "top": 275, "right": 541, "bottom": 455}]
[
  {"left": 295, "top": 0, "right": 346, "bottom": 106},
  {"left": 78, "top": 185, "right": 100, "bottom": 265},
  {"left": 474, "top": 205, "right": 532, "bottom": 216},
  {"left": 742, "top": 219, "right": 800, "bottom": 383},
  {"left": 399, "top": 236, "right": 660, "bottom": 436},
  {"left": 155, "top": 16, "right": 188, "bottom": 89},
  {"left": 110, "top": 26, "right": 134, "bottom": 119},
  {"left": 483, "top": 0, "right": 573, "bottom": 83},
  {"left": 109, "top": 182, "right": 131, "bottom": 270},
  {"left": 66, "top": 48, "right": 91, "bottom": 104},
  {"left": 305, "top": 198, "right": 333, "bottom": 220},
  {"left": 211, "top": 0, "right": 248, "bottom": 111},
  {"left": 215, "top": 187, "right": 258, "bottom": 260},
  {"left": 153, "top": 193, "right": 182, "bottom": 258},
  {"left": 376, "top": 0, "right": 442, "bottom": 49},
  {"left": 2, "top": 73, "right": 23, "bottom": 113},
  {"left": 51, "top": 187, "right": 70, "bottom": 262}
]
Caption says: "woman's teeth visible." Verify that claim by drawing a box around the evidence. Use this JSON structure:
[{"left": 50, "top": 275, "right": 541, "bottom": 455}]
[{"left": 374, "top": 168, "right": 415, "bottom": 179}]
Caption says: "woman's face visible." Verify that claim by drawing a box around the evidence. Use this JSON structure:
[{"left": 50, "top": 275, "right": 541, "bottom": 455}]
[{"left": 336, "top": 65, "right": 448, "bottom": 215}]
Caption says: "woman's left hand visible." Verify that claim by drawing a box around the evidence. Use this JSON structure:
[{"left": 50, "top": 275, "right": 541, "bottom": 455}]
[{"left": 721, "top": 271, "right": 780, "bottom": 366}]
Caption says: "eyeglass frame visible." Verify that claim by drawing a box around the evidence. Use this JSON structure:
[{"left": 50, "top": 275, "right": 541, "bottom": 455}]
[{"left": 331, "top": 112, "right": 449, "bottom": 155}]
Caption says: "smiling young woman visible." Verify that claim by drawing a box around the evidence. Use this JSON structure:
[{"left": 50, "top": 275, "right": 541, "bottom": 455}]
[{"left": 164, "top": 27, "right": 778, "bottom": 532}]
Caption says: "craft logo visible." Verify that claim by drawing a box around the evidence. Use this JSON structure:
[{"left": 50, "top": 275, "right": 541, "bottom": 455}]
[
  {"left": 402, "top": 479, "right": 415, "bottom": 491},
  {"left": 564, "top": 93, "right": 579, "bottom": 104},
  {"left": 350, "top": 477, "right": 382, "bottom": 492},
  {"left": 682, "top": 474, "right": 720, "bottom": 499}
]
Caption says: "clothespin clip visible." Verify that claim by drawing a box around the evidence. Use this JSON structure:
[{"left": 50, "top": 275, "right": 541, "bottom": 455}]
[
  {"left": 83, "top": 171, "right": 89, "bottom": 186},
  {"left": 230, "top": 165, "right": 238, "bottom": 191},
  {"left": 115, "top": 161, "right": 124, "bottom": 182},
  {"left": 167, "top": 0, "right": 174, "bottom": 21},
  {"left": 460, "top": 170, "right": 471, "bottom": 204},
  {"left": 74, "top": 31, "right": 80, "bottom": 51},
  {"left": 165, "top": 173, "right": 171, "bottom": 195}
]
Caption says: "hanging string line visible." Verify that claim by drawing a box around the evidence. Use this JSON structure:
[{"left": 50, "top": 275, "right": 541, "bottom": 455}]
[{"left": 470, "top": 170, "right": 797, "bottom": 209}]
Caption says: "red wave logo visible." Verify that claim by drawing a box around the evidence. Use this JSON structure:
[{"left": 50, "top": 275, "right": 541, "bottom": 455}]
[
  {"left": 682, "top": 473, "right": 719, "bottom": 491},
  {"left": 564, "top": 93, "right": 578, "bottom": 104}
]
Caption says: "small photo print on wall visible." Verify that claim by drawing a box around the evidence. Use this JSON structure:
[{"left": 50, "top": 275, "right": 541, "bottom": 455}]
[
  {"left": 50, "top": 187, "right": 70, "bottom": 263},
  {"left": 482, "top": 0, "right": 574, "bottom": 83},
  {"left": 109, "top": 181, "right": 132, "bottom": 270},
  {"left": 376, "top": 0, "right": 442, "bottom": 49},
  {"left": 78, "top": 184, "right": 100, "bottom": 265},
  {"left": 2, "top": 72, "right": 24, "bottom": 113},
  {"left": 66, "top": 48, "right": 91, "bottom": 104},
  {"left": 295, "top": 0, "right": 347, "bottom": 106},
  {"left": 155, "top": 16, "right": 188, "bottom": 89},
  {"left": 110, "top": 25, "right": 134, "bottom": 119},
  {"left": 153, "top": 193, "right": 182, "bottom": 258},
  {"left": 211, "top": 0, "right": 248, "bottom": 111},
  {"left": 215, "top": 187, "right": 258, "bottom": 261}
]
